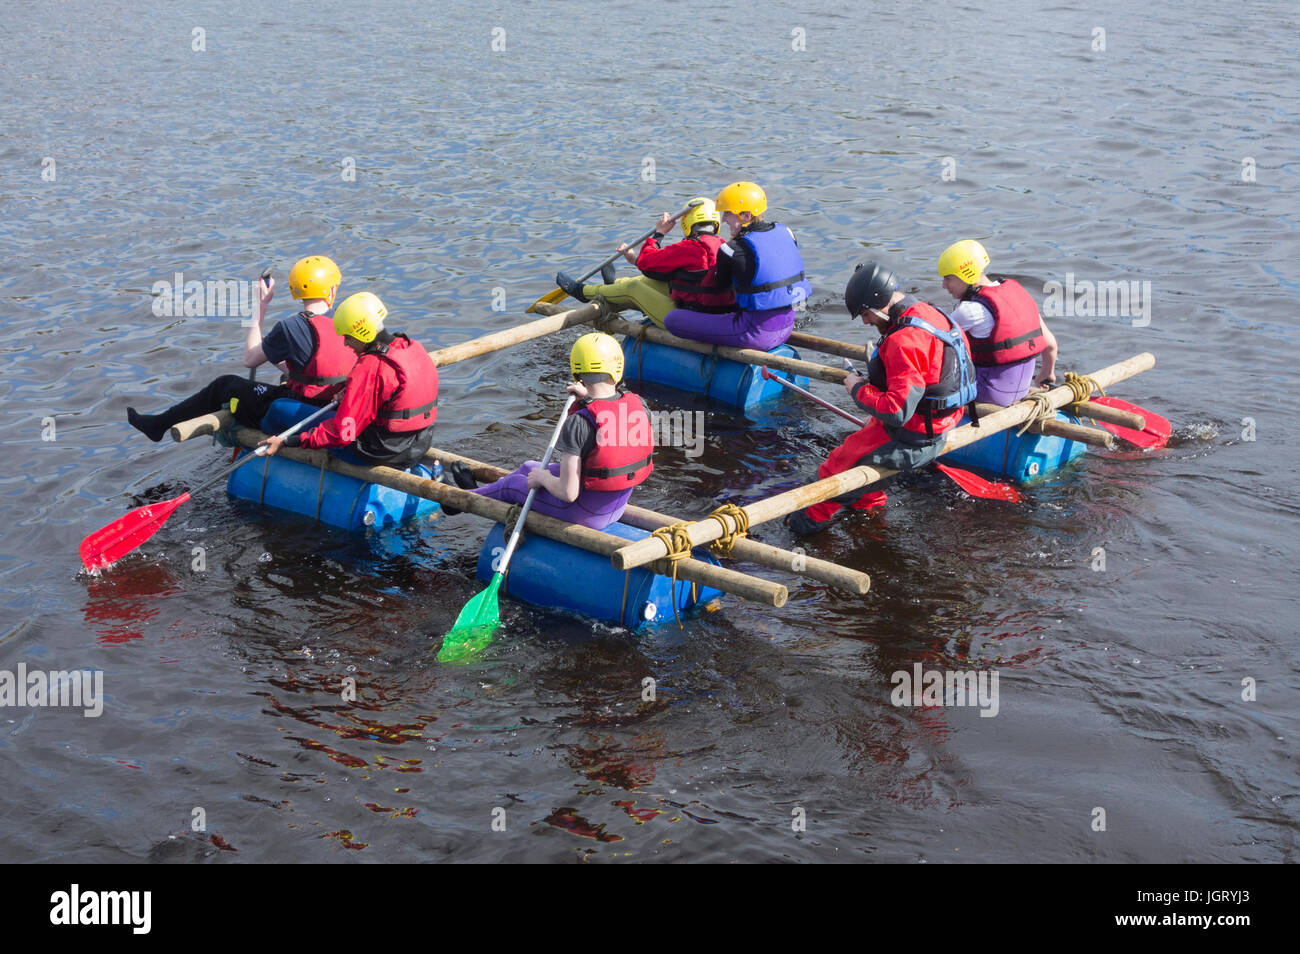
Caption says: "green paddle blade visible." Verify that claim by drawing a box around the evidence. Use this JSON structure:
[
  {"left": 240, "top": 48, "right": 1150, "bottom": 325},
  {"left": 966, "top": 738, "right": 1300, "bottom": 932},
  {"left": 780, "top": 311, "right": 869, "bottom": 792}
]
[{"left": 437, "top": 574, "right": 503, "bottom": 663}]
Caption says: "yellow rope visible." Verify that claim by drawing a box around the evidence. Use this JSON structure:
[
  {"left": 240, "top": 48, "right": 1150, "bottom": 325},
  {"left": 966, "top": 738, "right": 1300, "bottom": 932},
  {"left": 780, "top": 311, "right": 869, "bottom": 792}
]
[
  {"left": 706, "top": 503, "right": 750, "bottom": 559},
  {"left": 1064, "top": 371, "right": 1106, "bottom": 405},
  {"left": 502, "top": 503, "right": 524, "bottom": 542},
  {"left": 649, "top": 523, "right": 696, "bottom": 628},
  {"left": 1015, "top": 391, "right": 1057, "bottom": 437}
]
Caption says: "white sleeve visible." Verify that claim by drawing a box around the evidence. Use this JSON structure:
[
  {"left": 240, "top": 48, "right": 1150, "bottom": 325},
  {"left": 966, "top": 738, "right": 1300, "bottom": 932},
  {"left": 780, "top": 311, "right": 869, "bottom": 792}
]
[{"left": 949, "top": 300, "right": 995, "bottom": 339}]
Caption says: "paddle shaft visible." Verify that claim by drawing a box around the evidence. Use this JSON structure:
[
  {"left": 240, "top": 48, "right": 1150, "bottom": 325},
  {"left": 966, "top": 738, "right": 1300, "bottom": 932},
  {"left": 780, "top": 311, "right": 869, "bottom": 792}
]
[
  {"left": 493, "top": 395, "right": 578, "bottom": 576},
  {"left": 576, "top": 200, "right": 705, "bottom": 283},
  {"left": 189, "top": 400, "right": 336, "bottom": 497},
  {"left": 761, "top": 367, "right": 1023, "bottom": 501},
  {"left": 762, "top": 367, "right": 866, "bottom": 427}
]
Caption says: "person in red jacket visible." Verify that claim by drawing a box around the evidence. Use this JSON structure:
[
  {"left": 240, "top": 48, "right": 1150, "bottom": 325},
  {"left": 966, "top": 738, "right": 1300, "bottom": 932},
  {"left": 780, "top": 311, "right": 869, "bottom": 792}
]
[
  {"left": 786, "top": 262, "right": 976, "bottom": 535},
  {"left": 259, "top": 292, "right": 437, "bottom": 468},
  {"left": 445, "top": 333, "right": 654, "bottom": 530},
  {"left": 555, "top": 199, "right": 732, "bottom": 327},
  {"left": 127, "top": 256, "right": 355, "bottom": 440}
]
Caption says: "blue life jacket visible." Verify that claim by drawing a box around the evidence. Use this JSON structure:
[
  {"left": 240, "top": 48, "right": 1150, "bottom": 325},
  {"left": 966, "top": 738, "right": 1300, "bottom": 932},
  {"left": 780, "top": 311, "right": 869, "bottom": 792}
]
[
  {"left": 868, "top": 300, "right": 979, "bottom": 440},
  {"left": 733, "top": 225, "right": 813, "bottom": 311},
  {"left": 898, "top": 314, "right": 978, "bottom": 420}
]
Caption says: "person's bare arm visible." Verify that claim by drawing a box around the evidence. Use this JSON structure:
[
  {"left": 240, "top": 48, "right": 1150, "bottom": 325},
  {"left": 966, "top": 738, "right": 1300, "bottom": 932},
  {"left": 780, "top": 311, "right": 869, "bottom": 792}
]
[{"left": 1035, "top": 317, "right": 1059, "bottom": 388}]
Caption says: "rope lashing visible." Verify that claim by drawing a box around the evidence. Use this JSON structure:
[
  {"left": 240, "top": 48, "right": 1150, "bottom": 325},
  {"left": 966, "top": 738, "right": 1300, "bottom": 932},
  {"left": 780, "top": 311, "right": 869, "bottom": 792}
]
[
  {"left": 1064, "top": 371, "right": 1106, "bottom": 405},
  {"left": 1015, "top": 391, "right": 1057, "bottom": 437},
  {"left": 699, "top": 346, "right": 721, "bottom": 390},
  {"left": 648, "top": 522, "right": 696, "bottom": 628},
  {"left": 501, "top": 503, "right": 525, "bottom": 542},
  {"left": 314, "top": 455, "right": 327, "bottom": 523},
  {"left": 706, "top": 503, "right": 750, "bottom": 559}
]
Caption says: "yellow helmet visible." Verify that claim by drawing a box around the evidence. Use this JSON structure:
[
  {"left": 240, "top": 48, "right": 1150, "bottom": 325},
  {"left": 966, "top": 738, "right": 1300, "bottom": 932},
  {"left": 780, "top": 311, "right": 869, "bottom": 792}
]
[
  {"left": 333, "top": 291, "right": 387, "bottom": 344},
  {"left": 680, "top": 197, "right": 721, "bottom": 237},
  {"left": 288, "top": 255, "right": 342, "bottom": 302},
  {"left": 570, "top": 332, "right": 624, "bottom": 384},
  {"left": 715, "top": 181, "right": 768, "bottom": 218},
  {"left": 937, "top": 240, "right": 990, "bottom": 285}
]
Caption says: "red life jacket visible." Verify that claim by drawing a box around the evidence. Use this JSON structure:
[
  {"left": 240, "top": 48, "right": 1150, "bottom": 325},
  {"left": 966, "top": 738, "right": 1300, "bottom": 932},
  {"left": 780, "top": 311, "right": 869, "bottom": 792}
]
[
  {"left": 668, "top": 234, "right": 737, "bottom": 313},
  {"left": 967, "top": 279, "right": 1044, "bottom": 366},
  {"left": 372, "top": 335, "right": 438, "bottom": 433},
  {"left": 867, "top": 299, "right": 974, "bottom": 443},
  {"left": 285, "top": 312, "right": 358, "bottom": 402},
  {"left": 569, "top": 392, "right": 655, "bottom": 491}
]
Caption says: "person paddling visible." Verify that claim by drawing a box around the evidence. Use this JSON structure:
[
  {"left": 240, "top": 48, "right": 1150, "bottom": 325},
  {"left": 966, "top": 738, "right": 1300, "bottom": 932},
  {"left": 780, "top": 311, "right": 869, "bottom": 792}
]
[
  {"left": 786, "top": 262, "right": 977, "bottom": 535},
  {"left": 555, "top": 199, "right": 734, "bottom": 328},
  {"left": 446, "top": 333, "right": 653, "bottom": 530},
  {"left": 258, "top": 292, "right": 437, "bottom": 468},
  {"left": 127, "top": 256, "right": 354, "bottom": 440},
  {"left": 662, "top": 181, "right": 811, "bottom": 351},
  {"left": 937, "top": 240, "right": 1059, "bottom": 406}
]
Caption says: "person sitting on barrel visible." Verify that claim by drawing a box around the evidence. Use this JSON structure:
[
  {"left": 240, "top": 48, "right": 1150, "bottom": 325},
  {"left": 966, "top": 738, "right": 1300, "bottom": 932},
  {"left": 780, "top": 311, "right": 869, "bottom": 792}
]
[
  {"left": 785, "top": 262, "right": 977, "bottom": 535},
  {"left": 555, "top": 198, "right": 735, "bottom": 329},
  {"left": 127, "top": 255, "right": 355, "bottom": 440},
  {"left": 258, "top": 291, "right": 437, "bottom": 468},
  {"left": 937, "top": 239, "right": 1059, "bottom": 406},
  {"left": 445, "top": 333, "right": 654, "bottom": 530},
  {"left": 662, "top": 181, "right": 811, "bottom": 352}
]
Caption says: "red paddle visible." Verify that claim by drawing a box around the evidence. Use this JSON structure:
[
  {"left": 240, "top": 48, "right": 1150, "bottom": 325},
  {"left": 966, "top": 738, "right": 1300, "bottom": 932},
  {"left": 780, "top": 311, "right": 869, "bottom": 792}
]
[
  {"left": 1086, "top": 396, "right": 1171, "bottom": 449},
  {"left": 80, "top": 495, "right": 193, "bottom": 572},
  {"left": 760, "top": 367, "right": 1022, "bottom": 502},
  {"left": 935, "top": 462, "right": 1022, "bottom": 502},
  {"left": 80, "top": 400, "right": 337, "bottom": 573}
]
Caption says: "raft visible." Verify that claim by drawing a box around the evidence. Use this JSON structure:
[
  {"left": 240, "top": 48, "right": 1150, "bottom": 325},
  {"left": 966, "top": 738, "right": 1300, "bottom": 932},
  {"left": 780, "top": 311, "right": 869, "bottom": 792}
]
[
  {"left": 476, "top": 521, "right": 723, "bottom": 627},
  {"left": 222, "top": 399, "right": 723, "bottom": 627},
  {"left": 943, "top": 410, "right": 1089, "bottom": 482},
  {"left": 226, "top": 400, "right": 440, "bottom": 530},
  {"left": 620, "top": 332, "right": 809, "bottom": 409}
]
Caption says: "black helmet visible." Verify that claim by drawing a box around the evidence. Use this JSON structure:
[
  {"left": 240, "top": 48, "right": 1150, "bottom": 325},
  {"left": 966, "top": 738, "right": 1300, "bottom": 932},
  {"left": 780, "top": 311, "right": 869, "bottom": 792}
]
[{"left": 844, "top": 261, "right": 900, "bottom": 316}]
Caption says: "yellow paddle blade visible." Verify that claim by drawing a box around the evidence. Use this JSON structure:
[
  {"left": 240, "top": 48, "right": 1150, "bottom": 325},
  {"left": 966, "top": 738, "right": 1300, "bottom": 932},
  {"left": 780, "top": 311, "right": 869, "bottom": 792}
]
[{"left": 525, "top": 287, "right": 567, "bottom": 314}]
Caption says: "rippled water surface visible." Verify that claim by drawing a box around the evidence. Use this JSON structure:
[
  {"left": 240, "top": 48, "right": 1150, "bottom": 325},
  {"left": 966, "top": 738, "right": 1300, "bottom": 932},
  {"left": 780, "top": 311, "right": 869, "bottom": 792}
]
[{"left": 1, "top": 0, "right": 1297, "bottom": 862}]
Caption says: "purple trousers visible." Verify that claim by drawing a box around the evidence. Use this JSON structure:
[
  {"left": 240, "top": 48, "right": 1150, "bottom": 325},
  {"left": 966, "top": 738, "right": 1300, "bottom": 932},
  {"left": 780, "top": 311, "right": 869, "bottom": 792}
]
[
  {"left": 975, "top": 358, "right": 1038, "bottom": 406},
  {"left": 663, "top": 306, "right": 796, "bottom": 351},
  {"left": 471, "top": 461, "right": 632, "bottom": 530}
]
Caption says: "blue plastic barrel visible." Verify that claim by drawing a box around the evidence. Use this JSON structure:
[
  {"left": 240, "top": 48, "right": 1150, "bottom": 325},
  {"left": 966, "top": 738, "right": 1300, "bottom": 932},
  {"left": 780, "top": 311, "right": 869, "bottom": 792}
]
[
  {"left": 942, "top": 410, "right": 1088, "bottom": 483},
  {"left": 475, "top": 521, "right": 723, "bottom": 628},
  {"left": 226, "top": 399, "right": 441, "bottom": 530},
  {"left": 620, "top": 331, "right": 810, "bottom": 409}
]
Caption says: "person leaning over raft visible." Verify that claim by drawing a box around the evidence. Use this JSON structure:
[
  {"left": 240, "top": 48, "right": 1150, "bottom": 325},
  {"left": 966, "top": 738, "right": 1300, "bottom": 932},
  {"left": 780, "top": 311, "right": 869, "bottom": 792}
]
[
  {"left": 937, "top": 239, "right": 1059, "bottom": 406},
  {"left": 444, "top": 333, "right": 654, "bottom": 530},
  {"left": 258, "top": 292, "right": 437, "bottom": 468},
  {"left": 662, "top": 181, "right": 811, "bottom": 351},
  {"left": 785, "top": 263, "right": 977, "bottom": 535},
  {"left": 555, "top": 198, "right": 735, "bottom": 328},
  {"left": 127, "top": 256, "right": 355, "bottom": 440}
]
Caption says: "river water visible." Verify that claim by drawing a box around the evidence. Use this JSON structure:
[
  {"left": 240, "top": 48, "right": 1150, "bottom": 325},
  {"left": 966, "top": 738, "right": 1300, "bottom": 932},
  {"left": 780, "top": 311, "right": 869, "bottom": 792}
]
[{"left": 1, "top": 0, "right": 1296, "bottom": 862}]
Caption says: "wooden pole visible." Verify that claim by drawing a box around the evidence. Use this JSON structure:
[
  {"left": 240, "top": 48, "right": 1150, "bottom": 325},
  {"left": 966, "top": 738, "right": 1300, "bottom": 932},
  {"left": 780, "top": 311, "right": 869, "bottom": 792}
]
[
  {"left": 974, "top": 404, "right": 1116, "bottom": 450},
  {"left": 428, "top": 302, "right": 600, "bottom": 367},
  {"left": 611, "top": 353, "right": 1157, "bottom": 571},
  {"left": 533, "top": 301, "right": 849, "bottom": 385},
  {"left": 786, "top": 331, "right": 872, "bottom": 362},
  {"left": 170, "top": 409, "right": 233, "bottom": 442},
  {"left": 229, "top": 430, "right": 788, "bottom": 608},
  {"left": 1070, "top": 400, "right": 1146, "bottom": 430},
  {"left": 168, "top": 303, "right": 605, "bottom": 443},
  {"left": 427, "top": 446, "right": 871, "bottom": 596}
]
